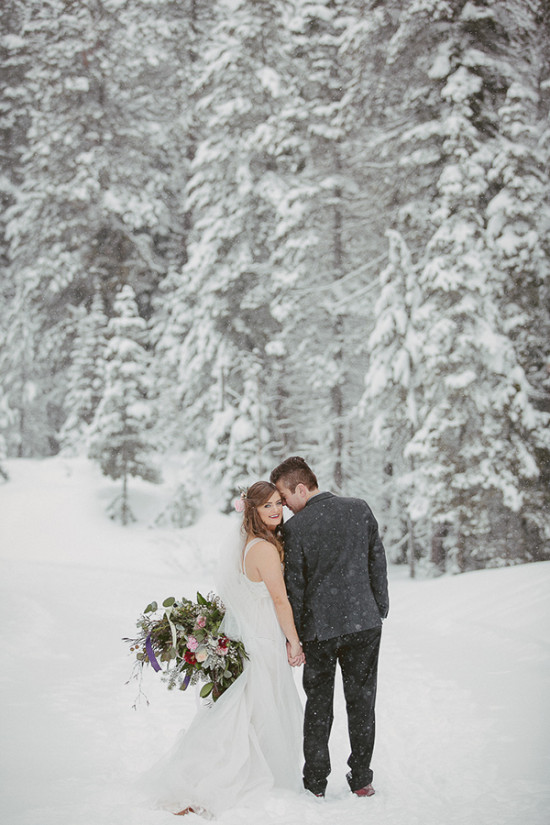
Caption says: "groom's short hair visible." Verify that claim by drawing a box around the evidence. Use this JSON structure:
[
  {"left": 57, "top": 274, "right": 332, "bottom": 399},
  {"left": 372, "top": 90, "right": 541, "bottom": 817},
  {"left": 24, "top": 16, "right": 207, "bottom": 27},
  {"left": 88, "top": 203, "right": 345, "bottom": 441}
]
[{"left": 270, "top": 456, "right": 318, "bottom": 492}]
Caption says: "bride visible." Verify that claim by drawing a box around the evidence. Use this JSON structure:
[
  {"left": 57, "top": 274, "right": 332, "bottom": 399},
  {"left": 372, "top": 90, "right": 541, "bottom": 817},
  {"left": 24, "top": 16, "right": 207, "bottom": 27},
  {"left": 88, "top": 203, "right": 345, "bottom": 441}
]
[{"left": 143, "top": 481, "right": 305, "bottom": 817}]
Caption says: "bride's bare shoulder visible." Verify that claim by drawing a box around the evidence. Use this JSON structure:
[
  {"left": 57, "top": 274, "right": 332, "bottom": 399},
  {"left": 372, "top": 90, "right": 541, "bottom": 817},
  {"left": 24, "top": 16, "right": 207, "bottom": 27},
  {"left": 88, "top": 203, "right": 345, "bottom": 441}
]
[
  {"left": 245, "top": 538, "right": 280, "bottom": 563},
  {"left": 247, "top": 537, "right": 277, "bottom": 551}
]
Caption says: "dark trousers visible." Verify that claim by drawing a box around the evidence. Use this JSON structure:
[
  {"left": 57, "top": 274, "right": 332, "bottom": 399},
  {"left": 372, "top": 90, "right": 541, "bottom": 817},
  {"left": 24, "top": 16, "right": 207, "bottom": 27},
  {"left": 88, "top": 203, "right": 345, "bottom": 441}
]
[{"left": 302, "top": 626, "right": 382, "bottom": 795}]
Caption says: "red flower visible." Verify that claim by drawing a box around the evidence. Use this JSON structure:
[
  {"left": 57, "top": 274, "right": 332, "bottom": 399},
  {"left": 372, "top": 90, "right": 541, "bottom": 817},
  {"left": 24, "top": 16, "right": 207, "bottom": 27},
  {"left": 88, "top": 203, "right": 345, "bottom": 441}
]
[
  {"left": 216, "top": 636, "right": 229, "bottom": 655},
  {"left": 184, "top": 650, "right": 197, "bottom": 665}
]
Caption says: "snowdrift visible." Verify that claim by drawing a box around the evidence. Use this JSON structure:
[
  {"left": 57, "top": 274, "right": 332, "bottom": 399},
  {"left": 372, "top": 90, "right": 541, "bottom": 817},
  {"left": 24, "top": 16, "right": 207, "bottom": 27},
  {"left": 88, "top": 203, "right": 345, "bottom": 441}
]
[{"left": 0, "top": 458, "right": 548, "bottom": 825}]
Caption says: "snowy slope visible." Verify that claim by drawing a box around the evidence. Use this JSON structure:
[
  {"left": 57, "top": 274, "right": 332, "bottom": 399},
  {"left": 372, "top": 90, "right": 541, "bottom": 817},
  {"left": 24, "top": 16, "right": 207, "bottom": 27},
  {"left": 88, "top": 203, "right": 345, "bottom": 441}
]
[{"left": 0, "top": 458, "right": 549, "bottom": 825}]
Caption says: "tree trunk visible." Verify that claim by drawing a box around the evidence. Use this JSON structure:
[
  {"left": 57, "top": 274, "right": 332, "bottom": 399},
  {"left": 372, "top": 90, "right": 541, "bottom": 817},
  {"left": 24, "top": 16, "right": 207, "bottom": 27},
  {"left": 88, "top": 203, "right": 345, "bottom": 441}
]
[
  {"left": 121, "top": 465, "right": 129, "bottom": 527},
  {"left": 431, "top": 523, "right": 447, "bottom": 572},
  {"left": 331, "top": 163, "right": 345, "bottom": 491},
  {"left": 407, "top": 515, "right": 415, "bottom": 579}
]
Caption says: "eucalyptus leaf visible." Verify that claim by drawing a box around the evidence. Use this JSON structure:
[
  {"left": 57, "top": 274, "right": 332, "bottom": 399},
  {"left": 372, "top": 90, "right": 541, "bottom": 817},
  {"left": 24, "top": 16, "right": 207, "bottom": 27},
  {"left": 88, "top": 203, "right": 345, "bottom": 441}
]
[
  {"left": 196, "top": 592, "right": 207, "bottom": 606},
  {"left": 163, "top": 597, "right": 176, "bottom": 608},
  {"left": 144, "top": 601, "right": 157, "bottom": 613},
  {"left": 200, "top": 682, "right": 214, "bottom": 698},
  {"left": 159, "top": 646, "right": 176, "bottom": 662}
]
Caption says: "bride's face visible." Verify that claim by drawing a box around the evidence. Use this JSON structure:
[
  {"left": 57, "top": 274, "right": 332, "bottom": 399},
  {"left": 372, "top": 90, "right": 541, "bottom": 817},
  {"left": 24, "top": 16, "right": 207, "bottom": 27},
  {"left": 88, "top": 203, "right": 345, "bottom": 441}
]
[{"left": 257, "top": 490, "right": 283, "bottom": 531}]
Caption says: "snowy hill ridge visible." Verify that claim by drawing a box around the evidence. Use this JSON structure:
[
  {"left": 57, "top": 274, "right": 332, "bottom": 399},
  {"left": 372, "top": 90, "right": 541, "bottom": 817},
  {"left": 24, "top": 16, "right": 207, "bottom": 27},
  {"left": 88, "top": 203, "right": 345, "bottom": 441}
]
[{"left": 0, "top": 458, "right": 549, "bottom": 825}]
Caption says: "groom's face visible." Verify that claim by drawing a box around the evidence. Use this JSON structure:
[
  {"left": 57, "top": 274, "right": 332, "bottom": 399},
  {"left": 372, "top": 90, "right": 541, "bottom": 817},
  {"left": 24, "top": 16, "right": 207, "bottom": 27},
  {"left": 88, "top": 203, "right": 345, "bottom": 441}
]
[{"left": 275, "top": 481, "right": 307, "bottom": 514}]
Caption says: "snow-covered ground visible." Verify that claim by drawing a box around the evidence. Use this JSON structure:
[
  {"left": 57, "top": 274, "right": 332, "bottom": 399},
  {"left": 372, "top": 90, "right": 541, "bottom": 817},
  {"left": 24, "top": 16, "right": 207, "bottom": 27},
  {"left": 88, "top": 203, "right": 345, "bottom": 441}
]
[{"left": 1, "top": 458, "right": 549, "bottom": 825}]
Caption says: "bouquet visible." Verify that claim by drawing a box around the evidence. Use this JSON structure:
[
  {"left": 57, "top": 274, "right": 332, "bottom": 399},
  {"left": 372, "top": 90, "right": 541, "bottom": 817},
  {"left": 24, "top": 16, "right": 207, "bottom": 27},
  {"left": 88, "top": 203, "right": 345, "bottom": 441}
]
[{"left": 125, "top": 592, "right": 247, "bottom": 701}]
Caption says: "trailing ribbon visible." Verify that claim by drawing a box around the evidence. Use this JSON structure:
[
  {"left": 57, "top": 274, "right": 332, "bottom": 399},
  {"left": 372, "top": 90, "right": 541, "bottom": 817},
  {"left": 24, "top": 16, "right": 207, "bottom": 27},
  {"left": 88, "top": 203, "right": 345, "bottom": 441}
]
[
  {"left": 145, "top": 634, "right": 162, "bottom": 672},
  {"left": 164, "top": 605, "right": 178, "bottom": 651}
]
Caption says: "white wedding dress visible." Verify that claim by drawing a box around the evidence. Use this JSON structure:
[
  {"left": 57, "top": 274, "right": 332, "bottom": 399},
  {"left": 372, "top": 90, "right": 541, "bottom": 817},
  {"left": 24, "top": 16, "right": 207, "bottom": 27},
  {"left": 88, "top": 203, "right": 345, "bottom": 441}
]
[{"left": 142, "top": 535, "right": 303, "bottom": 817}]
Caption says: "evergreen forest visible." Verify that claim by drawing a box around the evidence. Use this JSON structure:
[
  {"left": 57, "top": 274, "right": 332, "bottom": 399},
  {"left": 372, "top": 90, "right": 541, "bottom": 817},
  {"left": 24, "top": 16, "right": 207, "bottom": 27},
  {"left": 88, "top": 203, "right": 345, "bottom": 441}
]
[{"left": 1, "top": 0, "right": 549, "bottom": 573}]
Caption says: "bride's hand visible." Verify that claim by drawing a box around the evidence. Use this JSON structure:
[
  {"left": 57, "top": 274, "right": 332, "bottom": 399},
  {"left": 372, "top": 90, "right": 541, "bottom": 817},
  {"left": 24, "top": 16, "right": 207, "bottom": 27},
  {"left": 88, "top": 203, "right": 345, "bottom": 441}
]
[{"left": 287, "top": 640, "right": 305, "bottom": 667}]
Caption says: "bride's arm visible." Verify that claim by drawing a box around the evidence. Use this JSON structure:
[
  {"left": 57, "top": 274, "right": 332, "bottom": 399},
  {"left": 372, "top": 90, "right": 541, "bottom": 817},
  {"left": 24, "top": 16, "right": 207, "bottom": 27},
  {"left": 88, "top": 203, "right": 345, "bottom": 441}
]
[{"left": 248, "top": 541, "right": 303, "bottom": 660}]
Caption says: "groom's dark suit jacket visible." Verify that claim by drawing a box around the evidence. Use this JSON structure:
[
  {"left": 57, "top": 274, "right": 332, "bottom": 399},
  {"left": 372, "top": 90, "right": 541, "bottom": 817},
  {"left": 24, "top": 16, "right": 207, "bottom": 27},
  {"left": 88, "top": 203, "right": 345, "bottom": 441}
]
[{"left": 283, "top": 491, "right": 389, "bottom": 642}]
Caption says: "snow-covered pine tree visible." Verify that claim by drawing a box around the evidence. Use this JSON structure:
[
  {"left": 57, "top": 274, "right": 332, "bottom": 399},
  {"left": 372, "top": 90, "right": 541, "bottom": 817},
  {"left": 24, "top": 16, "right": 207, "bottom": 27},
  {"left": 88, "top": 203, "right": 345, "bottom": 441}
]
[
  {"left": 214, "top": 368, "right": 275, "bottom": 505},
  {"left": 0, "top": 285, "right": 51, "bottom": 456},
  {"left": 368, "top": 0, "right": 550, "bottom": 570},
  {"left": 0, "top": 444, "right": 7, "bottom": 482},
  {"left": 336, "top": 1, "right": 429, "bottom": 504},
  {"left": 2, "top": 0, "right": 192, "bottom": 455},
  {"left": 148, "top": 0, "right": 214, "bottom": 455},
  {"left": 259, "top": 0, "right": 405, "bottom": 498},
  {"left": 153, "top": 0, "right": 296, "bottom": 504},
  {"left": 88, "top": 285, "right": 160, "bottom": 524},
  {"left": 60, "top": 287, "right": 108, "bottom": 452},
  {"left": 483, "top": 2, "right": 550, "bottom": 560},
  {"left": 0, "top": 3, "right": 50, "bottom": 456},
  {"left": 0, "top": 388, "right": 11, "bottom": 481},
  {"left": 266, "top": 0, "right": 366, "bottom": 492},
  {"left": 0, "top": 1, "right": 27, "bottom": 301},
  {"left": 361, "top": 230, "right": 423, "bottom": 572}
]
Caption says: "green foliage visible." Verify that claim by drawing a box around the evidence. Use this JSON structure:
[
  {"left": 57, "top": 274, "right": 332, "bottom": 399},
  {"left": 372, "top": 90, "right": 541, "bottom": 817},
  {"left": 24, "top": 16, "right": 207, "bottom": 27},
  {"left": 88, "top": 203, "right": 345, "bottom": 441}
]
[{"left": 125, "top": 592, "right": 248, "bottom": 702}]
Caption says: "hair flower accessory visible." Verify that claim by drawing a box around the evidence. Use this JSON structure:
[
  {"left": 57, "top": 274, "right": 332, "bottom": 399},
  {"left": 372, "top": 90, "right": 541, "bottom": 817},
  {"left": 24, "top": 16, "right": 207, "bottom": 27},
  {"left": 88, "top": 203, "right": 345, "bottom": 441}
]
[{"left": 234, "top": 491, "right": 246, "bottom": 513}]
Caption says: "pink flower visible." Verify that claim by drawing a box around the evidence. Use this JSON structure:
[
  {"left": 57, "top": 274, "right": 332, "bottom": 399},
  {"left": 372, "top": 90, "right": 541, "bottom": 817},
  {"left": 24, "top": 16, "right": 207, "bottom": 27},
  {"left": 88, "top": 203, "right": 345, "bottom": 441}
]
[
  {"left": 196, "top": 616, "right": 206, "bottom": 628},
  {"left": 234, "top": 498, "right": 245, "bottom": 513},
  {"left": 216, "top": 645, "right": 229, "bottom": 656},
  {"left": 195, "top": 648, "right": 208, "bottom": 663},
  {"left": 187, "top": 636, "right": 198, "bottom": 651}
]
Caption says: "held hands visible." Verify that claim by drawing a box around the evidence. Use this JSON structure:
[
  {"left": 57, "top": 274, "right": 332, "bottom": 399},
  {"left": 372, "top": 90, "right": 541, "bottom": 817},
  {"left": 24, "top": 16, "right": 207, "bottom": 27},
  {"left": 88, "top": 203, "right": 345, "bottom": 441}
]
[{"left": 287, "top": 640, "right": 305, "bottom": 667}]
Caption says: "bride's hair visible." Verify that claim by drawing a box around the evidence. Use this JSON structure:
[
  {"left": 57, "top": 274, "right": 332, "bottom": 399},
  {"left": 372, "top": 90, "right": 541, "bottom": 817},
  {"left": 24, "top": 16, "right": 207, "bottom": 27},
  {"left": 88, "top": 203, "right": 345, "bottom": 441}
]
[{"left": 241, "top": 481, "right": 284, "bottom": 562}]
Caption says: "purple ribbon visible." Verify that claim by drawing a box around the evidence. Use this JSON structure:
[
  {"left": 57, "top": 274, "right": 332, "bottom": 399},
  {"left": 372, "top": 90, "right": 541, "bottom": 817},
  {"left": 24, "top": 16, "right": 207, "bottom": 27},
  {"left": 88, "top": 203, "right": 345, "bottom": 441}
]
[
  {"left": 182, "top": 673, "right": 191, "bottom": 690},
  {"left": 145, "top": 634, "right": 162, "bottom": 672}
]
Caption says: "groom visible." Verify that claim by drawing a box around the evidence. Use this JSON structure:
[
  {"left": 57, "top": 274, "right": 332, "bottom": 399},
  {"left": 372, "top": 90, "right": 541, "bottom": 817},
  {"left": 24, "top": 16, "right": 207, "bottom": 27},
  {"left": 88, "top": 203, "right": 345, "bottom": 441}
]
[{"left": 270, "top": 456, "right": 389, "bottom": 799}]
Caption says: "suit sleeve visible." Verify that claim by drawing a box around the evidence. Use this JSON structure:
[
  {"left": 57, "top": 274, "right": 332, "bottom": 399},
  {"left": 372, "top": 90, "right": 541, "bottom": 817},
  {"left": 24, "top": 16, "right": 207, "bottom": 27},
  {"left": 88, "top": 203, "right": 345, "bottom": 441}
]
[
  {"left": 368, "top": 512, "right": 389, "bottom": 619},
  {"left": 283, "top": 522, "right": 306, "bottom": 638}
]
